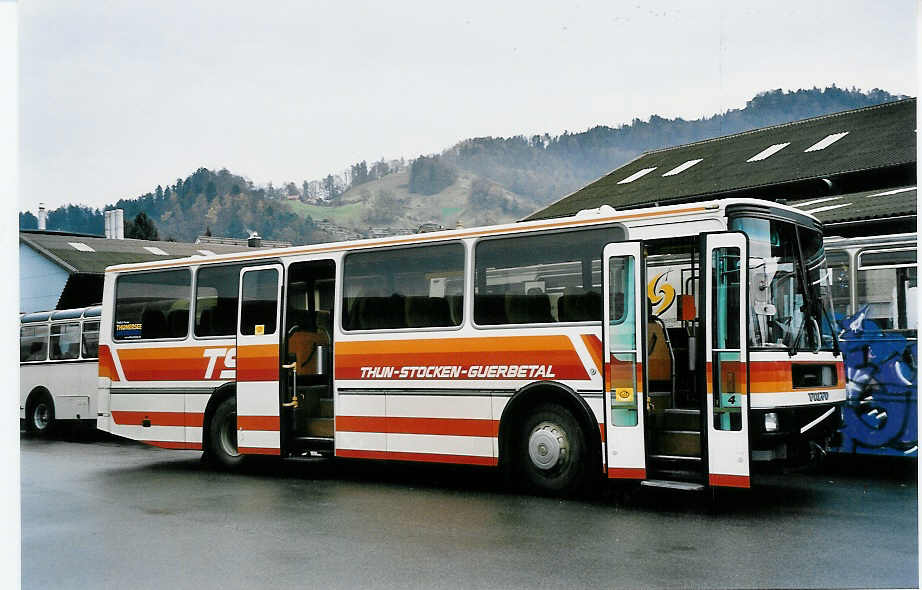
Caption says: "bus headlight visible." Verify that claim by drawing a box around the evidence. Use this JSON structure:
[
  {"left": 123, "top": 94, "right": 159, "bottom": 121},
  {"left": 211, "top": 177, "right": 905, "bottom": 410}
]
[{"left": 765, "top": 412, "right": 779, "bottom": 432}]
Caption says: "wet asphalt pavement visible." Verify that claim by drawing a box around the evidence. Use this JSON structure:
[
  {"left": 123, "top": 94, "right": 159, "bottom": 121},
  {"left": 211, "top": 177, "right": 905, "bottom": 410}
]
[{"left": 21, "top": 428, "right": 918, "bottom": 590}]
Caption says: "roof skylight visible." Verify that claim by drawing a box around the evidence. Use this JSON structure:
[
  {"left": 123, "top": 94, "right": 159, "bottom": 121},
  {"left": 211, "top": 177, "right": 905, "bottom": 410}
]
[
  {"left": 617, "top": 167, "right": 657, "bottom": 184},
  {"left": 793, "top": 196, "right": 842, "bottom": 209},
  {"left": 805, "top": 203, "right": 852, "bottom": 214},
  {"left": 865, "top": 187, "right": 916, "bottom": 198},
  {"left": 662, "top": 159, "right": 703, "bottom": 177},
  {"left": 804, "top": 132, "right": 849, "bottom": 152},
  {"left": 746, "top": 143, "right": 791, "bottom": 162},
  {"left": 68, "top": 242, "right": 95, "bottom": 252}
]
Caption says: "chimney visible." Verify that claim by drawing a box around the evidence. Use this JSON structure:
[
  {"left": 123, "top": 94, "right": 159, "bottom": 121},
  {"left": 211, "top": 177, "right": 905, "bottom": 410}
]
[
  {"left": 114, "top": 209, "right": 124, "bottom": 239},
  {"left": 247, "top": 231, "right": 262, "bottom": 248},
  {"left": 37, "top": 203, "right": 46, "bottom": 230}
]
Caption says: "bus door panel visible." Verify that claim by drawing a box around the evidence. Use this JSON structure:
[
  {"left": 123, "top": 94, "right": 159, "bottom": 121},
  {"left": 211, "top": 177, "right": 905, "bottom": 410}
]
[
  {"left": 602, "top": 241, "right": 647, "bottom": 479},
  {"left": 703, "top": 233, "right": 750, "bottom": 487},
  {"left": 236, "top": 264, "right": 284, "bottom": 455}
]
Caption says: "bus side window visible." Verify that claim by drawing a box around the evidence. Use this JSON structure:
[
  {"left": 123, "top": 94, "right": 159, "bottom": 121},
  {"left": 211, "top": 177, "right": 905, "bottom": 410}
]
[
  {"left": 82, "top": 321, "right": 100, "bottom": 359},
  {"left": 856, "top": 249, "right": 917, "bottom": 332},
  {"left": 50, "top": 323, "right": 81, "bottom": 360},
  {"left": 20, "top": 325, "right": 48, "bottom": 362},
  {"left": 114, "top": 269, "right": 191, "bottom": 341},
  {"left": 342, "top": 243, "right": 464, "bottom": 331},
  {"left": 195, "top": 264, "right": 245, "bottom": 337},
  {"left": 474, "top": 226, "right": 623, "bottom": 326}
]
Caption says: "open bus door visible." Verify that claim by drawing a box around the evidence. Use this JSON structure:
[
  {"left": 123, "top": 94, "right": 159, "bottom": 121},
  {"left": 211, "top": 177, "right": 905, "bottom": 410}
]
[
  {"left": 602, "top": 241, "right": 647, "bottom": 480},
  {"left": 236, "top": 264, "right": 284, "bottom": 456},
  {"left": 702, "top": 232, "right": 751, "bottom": 488}
]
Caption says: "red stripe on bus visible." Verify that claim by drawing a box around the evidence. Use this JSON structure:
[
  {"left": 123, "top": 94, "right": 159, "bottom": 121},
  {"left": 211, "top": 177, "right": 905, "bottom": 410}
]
[
  {"left": 143, "top": 440, "right": 201, "bottom": 450},
  {"left": 237, "top": 344, "right": 279, "bottom": 382},
  {"left": 336, "top": 416, "right": 499, "bottom": 437},
  {"left": 112, "top": 410, "right": 204, "bottom": 427},
  {"left": 98, "top": 345, "right": 120, "bottom": 381},
  {"left": 708, "top": 474, "right": 750, "bottom": 488},
  {"left": 607, "top": 467, "right": 646, "bottom": 479},
  {"left": 336, "top": 448, "right": 497, "bottom": 466},
  {"left": 599, "top": 423, "right": 605, "bottom": 443},
  {"left": 581, "top": 334, "right": 604, "bottom": 376},
  {"left": 237, "top": 415, "right": 280, "bottom": 431},
  {"left": 239, "top": 446, "right": 281, "bottom": 455},
  {"left": 335, "top": 335, "right": 590, "bottom": 381}
]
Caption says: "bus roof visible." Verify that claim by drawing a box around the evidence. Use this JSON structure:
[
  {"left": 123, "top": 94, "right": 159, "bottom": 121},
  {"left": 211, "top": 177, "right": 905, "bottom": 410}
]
[
  {"left": 104, "top": 198, "right": 821, "bottom": 274},
  {"left": 21, "top": 305, "right": 102, "bottom": 323}
]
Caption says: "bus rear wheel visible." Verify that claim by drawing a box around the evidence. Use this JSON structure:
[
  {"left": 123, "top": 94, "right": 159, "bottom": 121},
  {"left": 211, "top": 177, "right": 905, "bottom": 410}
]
[
  {"left": 25, "top": 392, "right": 55, "bottom": 435},
  {"left": 208, "top": 397, "right": 244, "bottom": 469},
  {"left": 514, "top": 403, "right": 587, "bottom": 496}
]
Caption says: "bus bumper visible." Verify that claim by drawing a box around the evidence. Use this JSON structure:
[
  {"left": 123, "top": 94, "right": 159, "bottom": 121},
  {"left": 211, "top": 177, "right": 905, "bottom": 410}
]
[{"left": 750, "top": 403, "right": 843, "bottom": 466}]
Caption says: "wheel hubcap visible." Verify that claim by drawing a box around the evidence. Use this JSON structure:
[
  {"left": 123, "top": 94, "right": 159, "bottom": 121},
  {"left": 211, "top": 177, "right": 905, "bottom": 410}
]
[
  {"left": 33, "top": 403, "right": 50, "bottom": 430},
  {"left": 528, "top": 421, "right": 569, "bottom": 470},
  {"left": 218, "top": 412, "right": 240, "bottom": 457}
]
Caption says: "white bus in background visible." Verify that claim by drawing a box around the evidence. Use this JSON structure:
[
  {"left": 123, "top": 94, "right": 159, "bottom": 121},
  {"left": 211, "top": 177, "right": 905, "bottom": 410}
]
[{"left": 20, "top": 306, "right": 101, "bottom": 434}]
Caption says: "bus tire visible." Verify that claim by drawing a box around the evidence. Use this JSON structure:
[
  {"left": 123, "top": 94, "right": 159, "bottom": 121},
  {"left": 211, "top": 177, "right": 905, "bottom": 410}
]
[
  {"left": 25, "top": 391, "right": 55, "bottom": 435},
  {"left": 515, "top": 402, "right": 587, "bottom": 496},
  {"left": 207, "top": 397, "right": 244, "bottom": 469}
]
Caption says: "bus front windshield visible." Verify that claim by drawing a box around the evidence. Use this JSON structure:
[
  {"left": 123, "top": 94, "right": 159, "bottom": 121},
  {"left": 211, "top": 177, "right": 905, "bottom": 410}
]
[{"left": 730, "top": 216, "right": 837, "bottom": 353}]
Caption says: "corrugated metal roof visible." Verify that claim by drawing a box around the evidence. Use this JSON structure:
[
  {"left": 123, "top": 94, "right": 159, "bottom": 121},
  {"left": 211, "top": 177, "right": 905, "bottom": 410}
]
[
  {"left": 20, "top": 231, "right": 254, "bottom": 275},
  {"left": 527, "top": 98, "right": 916, "bottom": 221},
  {"left": 787, "top": 185, "right": 916, "bottom": 226}
]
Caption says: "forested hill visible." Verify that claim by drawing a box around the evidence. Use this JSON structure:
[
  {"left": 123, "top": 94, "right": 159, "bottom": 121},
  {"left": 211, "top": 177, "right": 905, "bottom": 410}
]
[
  {"left": 20, "top": 168, "right": 328, "bottom": 244},
  {"left": 20, "top": 86, "right": 906, "bottom": 243},
  {"left": 441, "top": 87, "right": 906, "bottom": 204}
]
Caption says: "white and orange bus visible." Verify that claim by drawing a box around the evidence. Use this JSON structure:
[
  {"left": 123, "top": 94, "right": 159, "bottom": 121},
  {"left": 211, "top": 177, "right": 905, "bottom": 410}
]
[{"left": 96, "top": 199, "right": 845, "bottom": 494}]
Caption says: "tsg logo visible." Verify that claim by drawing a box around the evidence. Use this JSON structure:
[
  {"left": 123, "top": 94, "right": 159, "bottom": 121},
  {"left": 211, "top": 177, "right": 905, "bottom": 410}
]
[{"left": 203, "top": 348, "right": 236, "bottom": 380}]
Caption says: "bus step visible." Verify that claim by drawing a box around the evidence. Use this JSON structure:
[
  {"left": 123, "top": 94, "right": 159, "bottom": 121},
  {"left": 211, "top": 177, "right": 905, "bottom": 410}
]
[
  {"left": 653, "top": 430, "right": 700, "bottom": 456},
  {"left": 641, "top": 479, "right": 705, "bottom": 492},
  {"left": 305, "top": 417, "right": 333, "bottom": 437},
  {"left": 647, "top": 467, "right": 705, "bottom": 483},
  {"left": 291, "top": 436, "right": 334, "bottom": 453},
  {"left": 662, "top": 408, "right": 700, "bottom": 430}
]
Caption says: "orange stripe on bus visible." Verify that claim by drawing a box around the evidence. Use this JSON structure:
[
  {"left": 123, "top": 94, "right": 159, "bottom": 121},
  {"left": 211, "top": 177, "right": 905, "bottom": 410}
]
[
  {"left": 237, "top": 344, "right": 279, "bottom": 382},
  {"left": 237, "top": 415, "right": 281, "bottom": 431},
  {"left": 336, "top": 448, "right": 498, "bottom": 466},
  {"left": 580, "top": 334, "right": 604, "bottom": 375},
  {"left": 337, "top": 335, "right": 578, "bottom": 354},
  {"left": 336, "top": 416, "right": 499, "bottom": 437},
  {"left": 98, "top": 345, "right": 120, "bottom": 381}
]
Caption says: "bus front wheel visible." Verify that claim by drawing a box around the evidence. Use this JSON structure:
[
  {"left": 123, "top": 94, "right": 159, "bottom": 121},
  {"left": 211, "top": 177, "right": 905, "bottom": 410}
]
[
  {"left": 25, "top": 392, "right": 55, "bottom": 435},
  {"left": 208, "top": 397, "right": 244, "bottom": 469},
  {"left": 514, "top": 403, "right": 587, "bottom": 496}
]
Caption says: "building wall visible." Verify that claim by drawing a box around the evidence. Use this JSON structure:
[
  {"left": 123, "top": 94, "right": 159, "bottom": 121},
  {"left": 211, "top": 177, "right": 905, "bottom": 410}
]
[{"left": 20, "top": 243, "right": 69, "bottom": 313}]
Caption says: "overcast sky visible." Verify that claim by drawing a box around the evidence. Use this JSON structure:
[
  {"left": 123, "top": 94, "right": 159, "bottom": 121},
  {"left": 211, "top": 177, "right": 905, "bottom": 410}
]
[{"left": 18, "top": 0, "right": 918, "bottom": 212}]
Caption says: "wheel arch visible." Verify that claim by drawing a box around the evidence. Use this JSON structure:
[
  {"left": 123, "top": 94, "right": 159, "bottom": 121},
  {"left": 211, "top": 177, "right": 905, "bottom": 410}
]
[
  {"left": 201, "top": 382, "right": 236, "bottom": 455},
  {"left": 497, "top": 381, "right": 601, "bottom": 470},
  {"left": 26, "top": 386, "right": 53, "bottom": 410}
]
